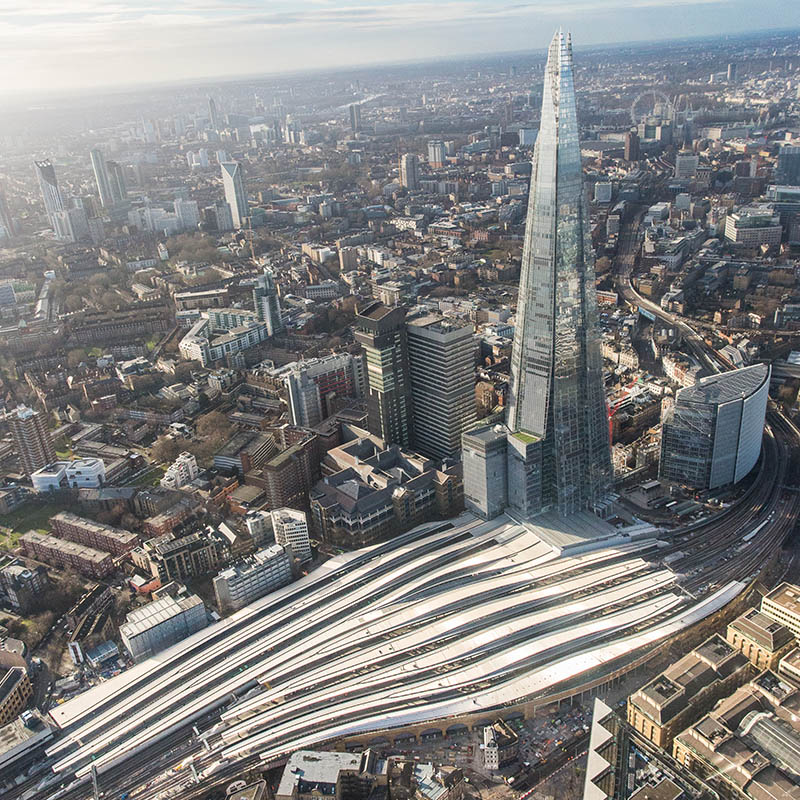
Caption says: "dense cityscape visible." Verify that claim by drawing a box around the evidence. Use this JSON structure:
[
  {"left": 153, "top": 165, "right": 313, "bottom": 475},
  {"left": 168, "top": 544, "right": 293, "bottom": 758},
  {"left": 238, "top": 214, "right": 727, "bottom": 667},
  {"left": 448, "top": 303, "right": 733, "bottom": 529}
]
[{"left": 1, "top": 17, "right": 800, "bottom": 800}]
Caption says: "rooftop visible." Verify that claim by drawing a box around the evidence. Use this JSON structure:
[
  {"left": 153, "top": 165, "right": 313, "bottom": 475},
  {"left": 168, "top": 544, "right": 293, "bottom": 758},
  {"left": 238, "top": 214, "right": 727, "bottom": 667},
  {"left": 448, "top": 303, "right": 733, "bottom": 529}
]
[{"left": 677, "top": 363, "right": 769, "bottom": 407}]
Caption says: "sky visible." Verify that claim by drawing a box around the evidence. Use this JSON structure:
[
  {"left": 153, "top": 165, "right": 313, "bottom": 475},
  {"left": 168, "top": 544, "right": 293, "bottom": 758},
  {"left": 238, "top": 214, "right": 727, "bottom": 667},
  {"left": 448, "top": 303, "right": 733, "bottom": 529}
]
[{"left": 1, "top": 0, "right": 799, "bottom": 97}]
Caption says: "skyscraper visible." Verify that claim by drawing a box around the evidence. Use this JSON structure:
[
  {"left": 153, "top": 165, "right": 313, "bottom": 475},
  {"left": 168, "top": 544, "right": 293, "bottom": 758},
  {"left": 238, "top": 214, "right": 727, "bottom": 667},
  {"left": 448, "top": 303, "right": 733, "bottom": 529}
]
[
  {"left": 106, "top": 161, "right": 127, "bottom": 205},
  {"left": 463, "top": 31, "right": 611, "bottom": 521},
  {"left": 253, "top": 268, "right": 284, "bottom": 336},
  {"left": 90, "top": 149, "right": 114, "bottom": 208},
  {"left": 427, "top": 140, "right": 445, "bottom": 167},
  {"left": 400, "top": 153, "right": 420, "bottom": 190},
  {"left": 776, "top": 145, "right": 800, "bottom": 186},
  {"left": 9, "top": 406, "right": 56, "bottom": 476},
  {"left": 0, "top": 184, "right": 15, "bottom": 239},
  {"left": 208, "top": 96, "right": 220, "bottom": 131},
  {"left": 354, "top": 302, "right": 414, "bottom": 448},
  {"left": 33, "top": 160, "right": 64, "bottom": 228},
  {"left": 349, "top": 103, "right": 361, "bottom": 133},
  {"left": 624, "top": 130, "right": 640, "bottom": 162},
  {"left": 220, "top": 161, "right": 249, "bottom": 228},
  {"left": 406, "top": 315, "right": 476, "bottom": 460}
]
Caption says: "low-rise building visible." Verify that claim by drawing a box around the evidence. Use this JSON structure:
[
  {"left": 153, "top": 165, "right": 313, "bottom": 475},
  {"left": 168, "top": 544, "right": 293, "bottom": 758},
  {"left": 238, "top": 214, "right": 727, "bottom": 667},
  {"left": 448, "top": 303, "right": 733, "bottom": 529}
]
[
  {"left": 213, "top": 544, "right": 292, "bottom": 614},
  {"left": 761, "top": 582, "right": 800, "bottom": 639},
  {"left": 276, "top": 749, "right": 388, "bottom": 800},
  {"left": 51, "top": 511, "right": 138, "bottom": 557},
  {"left": 20, "top": 532, "right": 114, "bottom": 578},
  {"left": 727, "top": 607, "right": 795, "bottom": 671},
  {"left": 482, "top": 720, "right": 519, "bottom": 770},
  {"left": 120, "top": 593, "right": 206, "bottom": 663},
  {"left": 31, "top": 458, "right": 106, "bottom": 492},
  {"left": 627, "top": 634, "right": 752, "bottom": 750}
]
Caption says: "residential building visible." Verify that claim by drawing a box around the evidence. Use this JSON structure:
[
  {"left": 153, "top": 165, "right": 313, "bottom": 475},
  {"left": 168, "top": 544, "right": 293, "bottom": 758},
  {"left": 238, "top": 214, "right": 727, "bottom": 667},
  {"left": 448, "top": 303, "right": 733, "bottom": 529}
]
[
  {"left": 0, "top": 669, "right": 31, "bottom": 726},
  {"left": 160, "top": 452, "right": 199, "bottom": 490},
  {"left": 9, "top": 406, "right": 56, "bottom": 476},
  {"left": 400, "top": 153, "right": 420, "bottom": 190},
  {"left": 120, "top": 593, "right": 207, "bottom": 662},
  {"left": 20, "top": 532, "right": 114, "bottom": 578},
  {"left": 354, "top": 302, "right": 414, "bottom": 448},
  {"left": 349, "top": 103, "right": 361, "bottom": 133},
  {"left": 33, "top": 160, "right": 64, "bottom": 228},
  {"left": 50, "top": 511, "right": 138, "bottom": 557},
  {"left": 133, "top": 532, "right": 221, "bottom": 583},
  {"left": 270, "top": 508, "right": 311, "bottom": 563},
  {"left": 0, "top": 564, "right": 49, "bottom": 614},
  {"left": 244, "top": 510, "right": 273, "bottom": 546},
  {"left": 213, "top": 544, "right": 292, "bottom": 614},
  {"left": 427, "top": 140, "right": 445, "bottom": 167},
  {"left": 660, "top": 364, "right": 770, "bottom": 490},
  {"left": 221, "top": 161, "right": 249, "bottom": 228},
  {"left": 90, "top": 149, "right": 114, "bottom": 208},
  {"left": 406, "top": 315, "right": 476, "bottom": 460},
  {"left": 252, "top": 268, "right": 284, "bottom": 336}
]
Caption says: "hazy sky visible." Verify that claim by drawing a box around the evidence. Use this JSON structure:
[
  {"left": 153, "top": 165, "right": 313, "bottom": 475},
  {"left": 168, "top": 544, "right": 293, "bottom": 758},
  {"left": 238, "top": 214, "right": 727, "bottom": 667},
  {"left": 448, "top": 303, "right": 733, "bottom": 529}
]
[{"left": 2, "top": 0, "right": 799, "bottom": 97}]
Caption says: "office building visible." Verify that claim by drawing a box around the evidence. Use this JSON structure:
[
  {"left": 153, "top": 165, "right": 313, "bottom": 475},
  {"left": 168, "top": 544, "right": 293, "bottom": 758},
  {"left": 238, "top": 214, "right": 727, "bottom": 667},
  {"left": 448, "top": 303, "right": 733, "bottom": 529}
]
[
  {"left": 120, "top": 593, "right": 207, "bottom": 663},
  {"left": 174, "top": 198, "right": 200, "bottom": 231},
  {"left": 400, "top": 153, "right": 420, "bottom": 190},
  {"left": 660, "top": 363, "right": 770, "bottom": 490},
  {"left": 277, "top": 750, "right": 385, "bottom": 800},
  {"left": 220, "top": 161, "right": 249, "bottom": 228},
  {"left": 252, "top": 268, "right": 284, "bottom": 336},
  {"left": 427, "top": 140, "right": 445, "bottom": 167},
  {"left": 762, "top": 582, "right": 800, "bottom": 639},
  {"left": 726, "top": 62, "right": 737, "bottom": 82},
  {"left": 674, "top": 151, "right": 699, "bottom": 180},
  {"left": 133, "top": 533, "right": 221, "bottom": 583},
  {"left": 724, "top": 204, "right": 782, "bottom": 247},
  {"left": 33, "top": 160, "right": 64, "bottom": 227},
  {"left": 270, "top": 508, "right": 311, "bottom": 563},
  {"left": 406, "top": 315, "right": 476, "bottom": 460},
  {"left": 9, "top": 405, "right": 56, "bottom": 476},
  {"left": 726, "top": 607, "right": 794, "bottom": 671},
  {"left": 349, "top": 103, "right": 361, "bottom": 133},
  {"left": 624, "top": 130, "right": 640, "bottom": 162},
  {"left": 354, "top": 302, "right": 414, "bottom": 448},
  {"left": 462, "top": 425, "right": 509, "bottom": 520},
  {"left": 627, "top": 634, "right": 752, "bottom": 750},
  {"left": 213, "top": 544, "right": 292, "bottom": 614},
  {"left": 90, "top": 149, "right": 114, "bottom": 208},
  {"left": 776, "top": 145, "right": 800, "bottom": 186},
  {"left": 494, "top": 31, "right": 611, "bottom": 519}
]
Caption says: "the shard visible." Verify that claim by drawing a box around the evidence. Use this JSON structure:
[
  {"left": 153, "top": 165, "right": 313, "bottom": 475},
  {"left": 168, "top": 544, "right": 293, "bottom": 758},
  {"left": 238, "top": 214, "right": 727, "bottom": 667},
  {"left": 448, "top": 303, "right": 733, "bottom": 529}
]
[{"left": 463, "top": 31, "right": 611, "bottom": 521}]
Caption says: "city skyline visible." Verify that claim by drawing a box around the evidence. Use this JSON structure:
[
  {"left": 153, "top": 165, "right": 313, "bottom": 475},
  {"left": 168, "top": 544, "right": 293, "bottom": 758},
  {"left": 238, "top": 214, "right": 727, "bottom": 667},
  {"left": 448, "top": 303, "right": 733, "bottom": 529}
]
[{"left": 1, "top": 2, "right": 800, "bottom": 98}]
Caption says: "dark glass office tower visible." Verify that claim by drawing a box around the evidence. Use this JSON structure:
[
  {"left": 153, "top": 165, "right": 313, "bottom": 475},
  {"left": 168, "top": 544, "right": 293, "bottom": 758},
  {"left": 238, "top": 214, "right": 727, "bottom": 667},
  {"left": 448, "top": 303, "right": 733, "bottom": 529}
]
[{"left": 505, "top": 31, "right": 611, "bottom": 517}]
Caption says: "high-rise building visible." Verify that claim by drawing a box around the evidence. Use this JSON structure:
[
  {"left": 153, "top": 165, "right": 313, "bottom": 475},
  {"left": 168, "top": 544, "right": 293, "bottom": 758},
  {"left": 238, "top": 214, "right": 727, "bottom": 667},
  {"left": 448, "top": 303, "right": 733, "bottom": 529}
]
[
  {"left": 659, "top": 364, "right": 770, "bottom": 491},
  {"left": 33, "top": 159, "right": 64, "bottom": 227},
  {"left": 727, "top": 62, "right": 737, "bottom": 82},
  {"left": 463, "top": 31, "right": 611, "bottom": 521},
  {"left": 400, "top": 153, "right": 420, "bottom": 190},
  {"left": 349, "top": 103, "right": 361, "bottom": 133},
  {"left": 208, "top": 96, "right": 220, "bottom": 131},
  {"left": 427, "top": 140, "right": 445, "bottom": 167},
  {"left": 107, "top": 161, "right": 127, "bottom": 204},
  {"left": 90, "top": 149, "right": 114, "bottom": 208},
  {"left": 252, "top": 268, "right": 284, "bottom": 336},
  {"left": 406, "top": 315, "right": 476, "bottom": 460},
  {"left": 0, "top": 183, "right": 15, "bottom": 239},
  {"left": 9, "top": 405, "right": 56, "bottom": 476},
  {"left": 354, "top": 302, "right": 414, "bottom": 448},
  {"left": 462, "top": 425, "right": 509, "bottom": 520},
  {"left": 776, "top": 145, "right": 800, "bottom": 186},
  {"left": 624, "top": 130, "right": 640, "bottom": 162},
  {"left": 221, "top": 161, "right": 249, "bottom": 228},
  {"left": 271, "top": 508, "right": 312, "bottom": 563},
  {"left": 213, "top": 544, "right": 292, "bottom": 615},
  {"left": 674, "top": 151, "right": 699, "bottom": 180},
  {"left": 174, "top": 198, "right": 200, "bottom": 231}
]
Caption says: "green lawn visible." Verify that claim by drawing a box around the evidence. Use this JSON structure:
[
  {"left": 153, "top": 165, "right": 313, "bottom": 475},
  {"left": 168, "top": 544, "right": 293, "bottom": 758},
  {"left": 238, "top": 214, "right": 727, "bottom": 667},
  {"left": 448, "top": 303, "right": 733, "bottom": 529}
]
[
  {"left": 129, "top": 465, "right": 167, "bottom": 487},
  {"left": 0, "top": 501, "right": 62, "bottom": 549}
]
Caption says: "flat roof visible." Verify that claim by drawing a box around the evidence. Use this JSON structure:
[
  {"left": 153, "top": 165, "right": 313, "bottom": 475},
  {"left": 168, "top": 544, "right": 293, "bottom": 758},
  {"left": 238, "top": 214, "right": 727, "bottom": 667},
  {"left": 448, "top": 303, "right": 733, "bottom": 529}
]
[
  {"left": 764, "top": 582, "right": 800, "bottom": 617},
  {"left": 677, "top": 363, "right": 768, "bottom": 406}
]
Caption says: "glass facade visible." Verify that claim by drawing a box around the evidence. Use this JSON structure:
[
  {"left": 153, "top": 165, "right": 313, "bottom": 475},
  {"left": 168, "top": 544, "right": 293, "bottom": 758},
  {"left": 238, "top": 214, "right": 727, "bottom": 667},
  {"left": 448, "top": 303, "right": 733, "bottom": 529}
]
[{"left": 505, "top": 31, "right": 612, "bottom": 517}]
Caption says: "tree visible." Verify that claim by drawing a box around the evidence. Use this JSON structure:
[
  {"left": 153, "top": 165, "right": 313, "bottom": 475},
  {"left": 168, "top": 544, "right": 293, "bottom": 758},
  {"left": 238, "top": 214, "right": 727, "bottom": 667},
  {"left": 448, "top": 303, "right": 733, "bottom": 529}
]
[
  {"left": 196, "top": 411, "right": 232, "bottom": 440},
  {"left": 67, "top": 348, "right": 88, "bottom": 369},
  {"left": 151, "top": 436, "right": 182, "bottom": 464}
]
